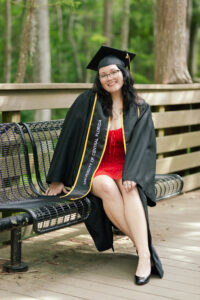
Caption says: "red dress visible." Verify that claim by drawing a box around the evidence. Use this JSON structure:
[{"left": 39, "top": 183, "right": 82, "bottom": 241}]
[{"left": 94, "top": 127, "right": 125, "bottom": 179}]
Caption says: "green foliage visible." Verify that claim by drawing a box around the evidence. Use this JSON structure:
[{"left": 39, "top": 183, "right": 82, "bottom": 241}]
[
  {"left": 90, "top": 33, "right": 107, "bottom": 45},
  {"left": 0, "top": 0, "right": 200, "bottom": 85},
  {"left": 48, "top": 0, "right": 81, "bottom": 8},
  {"left": 20, "top": 108, "right": 68, "bottom": 122},
  {"left": 133, "top": 72, "right": 152, "bottom": 84},
  {"left": 0, "top": 0, "right": 200, "bottom": 120},
  {"left": 0, "top": 3, "right": 5, "bottom": 83},
  {"left": 21, "top": 110, "right": 35, "bottom": 122},
  {"left": 129, "top": 0, "right": 155, "bottom": 82},
  {"left": 51, "top": 108, "right": 68, "bottom": 120},
  {"left": 49, "top": 0, "right": 156, "bottom": 84},
  {"left": 197, "top": 31, "right": 200, "bottom": 77},
  {"left": 192, "top": 0, "right": 200, "bottom": 24}
]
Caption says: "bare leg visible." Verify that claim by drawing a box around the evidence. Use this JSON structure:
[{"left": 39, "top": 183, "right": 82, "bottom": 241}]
[
  {"left": 116, "top": 179, "right": 151, "bottom": 277},
  {"left": 92, "top": 175, "right": 133, "bottom": 240},
  {"left": 92, "top": 175, "right": 151, "bottom": 277}
]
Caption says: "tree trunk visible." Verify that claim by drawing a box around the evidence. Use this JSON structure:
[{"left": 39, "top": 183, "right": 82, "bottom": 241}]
[
  {"left": 56, "top": 4, "right": 66, "bottom": 81},
  {"left": 67, "top": 13, "right": 83, "bottom": 82},
  {"left": 121, "top": 0, "right": 130, "bottom": 50},
  {"left": 4, "top": 0, "right": 12, "bottom": 83},
  {"left": 186, "top": 0, "right": 192, "bottom": 60},
  {"left": 103, "top": 0, "right": 113, "bottom": 46},
  {"left": 154, "top": 0, "right": 192, "bottom": 83},
  {"left": 83, "top": 1, "right": 91, "bottom": 82},
  {"left": 15, "top": 0, "right": 35, "bottom": 83},
  {"left": 56, "top": 5, "right": 64, "bottom": 41},
  {"left": 34, "top": 0, "right": 51, "bottom": 83},
  {"left": 34, "top": 0, "right": 51, "bottom": 121}
]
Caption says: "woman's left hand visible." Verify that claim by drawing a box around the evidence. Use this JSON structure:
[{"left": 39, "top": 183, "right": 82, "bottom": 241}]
[{"left": 123, "top": 180, "right": 137, "bottom": 193}]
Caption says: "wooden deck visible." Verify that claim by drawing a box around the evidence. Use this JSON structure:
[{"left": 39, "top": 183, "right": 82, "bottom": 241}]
[{"left": 0, "top": 190, "right": 200, "bottom": 300}]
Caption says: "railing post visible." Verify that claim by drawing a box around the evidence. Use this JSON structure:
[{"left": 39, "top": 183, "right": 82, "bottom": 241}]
[
  {"left": 2, "top": 111, "right": 20, "bottom": 123},
  {"left": 157, "top": 105, "right": 165, "bottom": 159}
]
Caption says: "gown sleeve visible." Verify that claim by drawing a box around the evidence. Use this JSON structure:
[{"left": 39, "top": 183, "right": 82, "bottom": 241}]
[
  {"left": 122, "top": 102, "right": 157, "bottom": 206},
  {"left": 46, "top": 90, "right": 93, "bottom": 187}
]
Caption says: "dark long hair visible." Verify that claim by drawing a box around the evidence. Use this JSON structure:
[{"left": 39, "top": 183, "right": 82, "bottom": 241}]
[{"left": 92, "top": 65, "right": 140, "bottom": 117}]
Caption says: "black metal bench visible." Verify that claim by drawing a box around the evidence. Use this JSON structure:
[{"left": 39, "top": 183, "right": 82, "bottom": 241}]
[{"left": 0, "top": 120, "right": 183, "bottom": 273}]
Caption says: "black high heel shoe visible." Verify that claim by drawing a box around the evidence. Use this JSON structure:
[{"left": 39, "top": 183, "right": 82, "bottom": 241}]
[
  {"left": 135, "top": 251, "right": 152, "bottom": 285},
  {"left": 135, "top": 270, "right": 151, "bottom": 285}
]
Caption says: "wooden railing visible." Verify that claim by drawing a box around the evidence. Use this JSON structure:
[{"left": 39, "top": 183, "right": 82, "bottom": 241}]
[{"left": 0, "top": 83, "right": 200, "bottom": 193}]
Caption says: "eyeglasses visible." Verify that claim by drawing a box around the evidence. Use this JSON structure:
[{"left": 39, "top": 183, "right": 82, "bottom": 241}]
[{"left": 99, "top": 69, "right": 121, "bottom": 81}]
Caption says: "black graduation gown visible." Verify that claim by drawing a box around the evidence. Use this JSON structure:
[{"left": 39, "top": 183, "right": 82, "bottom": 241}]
[{"left": 47, "top": 89, "right": 164, "bottom": 278}]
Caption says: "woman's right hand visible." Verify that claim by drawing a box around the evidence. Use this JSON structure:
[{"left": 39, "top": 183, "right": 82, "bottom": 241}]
[{"left": 45, "top": 182, "right": 68, "bottom": 196}]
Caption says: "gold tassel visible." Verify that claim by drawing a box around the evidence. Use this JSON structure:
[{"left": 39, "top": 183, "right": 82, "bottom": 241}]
[{"left": 125, "top": 53, "right": 131, "bottom": 71}]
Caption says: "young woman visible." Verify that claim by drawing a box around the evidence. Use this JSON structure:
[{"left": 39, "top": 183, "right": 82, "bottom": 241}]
[{"left": 46, "top": 46, "right": 164, "bottom": 285}]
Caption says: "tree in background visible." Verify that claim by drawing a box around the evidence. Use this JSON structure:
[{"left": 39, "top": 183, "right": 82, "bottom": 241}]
[
  {"left": 103, "top": 0, "right": 113, "bottom": 46},
  {"left": 188, "top": 0, "right": 200, "bottom": 80},
  {"left": 82, "top": 0, "right": 92, "bottom": 83},
  {"left": 1, "top": 0, "right": 200, "bottom": 86},
  {"left": 154, "top": 0, "right": 192, "bottom": 83},
  {"left": 4, "top": 0, "right": 11, "bottom": 83},
  {"left": 121, "top": 0, "right": 130, "bottom": 50},
  {"left": 33, "top": 0, "right": 51, "bottom": 121},
  {"left": 15, "top": 0, "right": 35, "bottom": 83},
  {"left": 56, "top": 4, "right": 66, "bottom": 81},
  {"left": 67, "top": 12, "right": 83, "bottom": 82}
]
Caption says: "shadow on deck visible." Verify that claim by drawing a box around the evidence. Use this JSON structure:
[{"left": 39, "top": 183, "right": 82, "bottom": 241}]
[{"left": 0, "top": 190, "right": 200, "bottom": 300}]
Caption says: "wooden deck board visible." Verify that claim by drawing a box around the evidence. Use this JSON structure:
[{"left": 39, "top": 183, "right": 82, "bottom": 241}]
[
  {"left": 0, "top": 190, "right": 200, "bottom": 300},
  {"left": 0, "top": 288, "right": 40, "bottom": 300}
]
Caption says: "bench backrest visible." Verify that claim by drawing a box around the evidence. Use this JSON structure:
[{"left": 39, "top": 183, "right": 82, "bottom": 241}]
[
  {"left": 0, "top": 120, "right": 183, "bottom": 205},
  {"left": 23, "top": 120, "right": 183, "bottom": 200},
  {"left": 0, "top": 123, "right": 39, "bottom": 203},
  {"left": 22, "top": 120, "right": 63, "bottom": 193}
]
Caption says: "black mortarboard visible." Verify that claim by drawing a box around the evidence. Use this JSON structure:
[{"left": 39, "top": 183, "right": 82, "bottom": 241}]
[{"left": 87, "top": 45, "right": 136, "bottom": 71}]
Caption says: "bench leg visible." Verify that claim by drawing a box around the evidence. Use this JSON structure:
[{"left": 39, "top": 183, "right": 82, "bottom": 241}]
[{"left": 3, "top": 228, "right": 28, "bottom": 272}]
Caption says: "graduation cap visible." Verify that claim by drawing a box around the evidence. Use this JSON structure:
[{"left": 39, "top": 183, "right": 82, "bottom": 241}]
[{"left": 87, "top": 45, "right": 136, "bottom": 71}]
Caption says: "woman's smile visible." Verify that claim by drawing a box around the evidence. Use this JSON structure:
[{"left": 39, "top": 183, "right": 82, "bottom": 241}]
[
  {"left": 107, "top": 80, "right": 118, "bottom": 87},
  {"left": 107, "top": 78, "right": 117, "bottom": 85}
]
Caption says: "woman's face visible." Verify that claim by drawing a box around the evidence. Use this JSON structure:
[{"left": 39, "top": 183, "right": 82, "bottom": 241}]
[{"left": 99, "top": 64, "right": 124, "bottom": 94}]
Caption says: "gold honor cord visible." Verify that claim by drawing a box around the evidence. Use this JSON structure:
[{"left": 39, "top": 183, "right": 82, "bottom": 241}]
[
  {"left": 60, "top": 93, "right": 98, "bottom": 200},
  {"left": 137, "top": 106, "right": 140, "bottom": 118},
  {"left": 60, "top": 94, "right": 111, "bottom": 201},
  {"left": 68, "top": 118, "right": 110, "bottom": 201},
  {"left": 121, "top": 101, "right": 140, "bottom": 156},
  {"left": 121, "top": 101, "right": 127, "bottom": 155}
]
